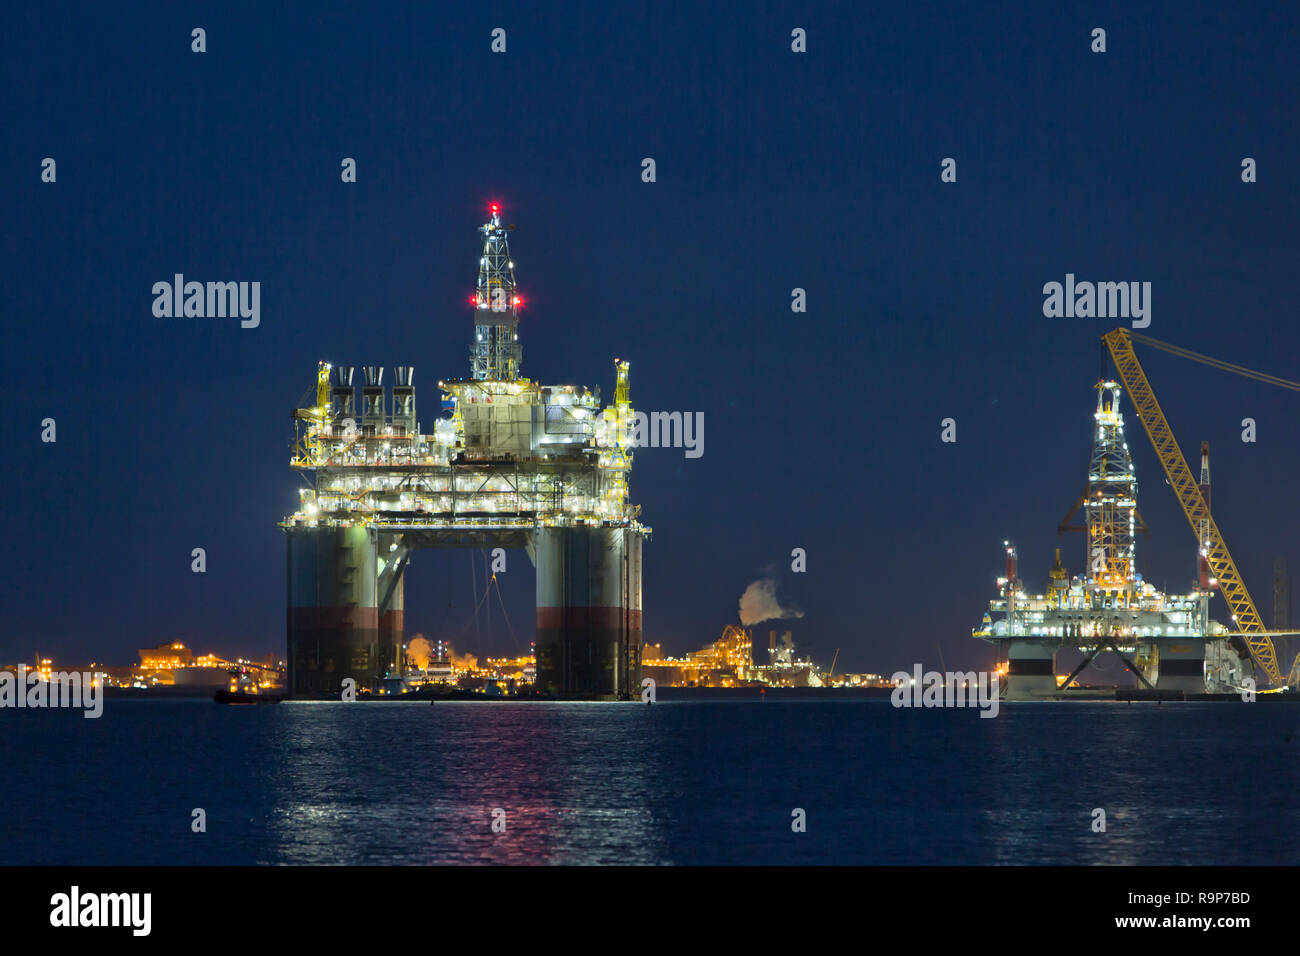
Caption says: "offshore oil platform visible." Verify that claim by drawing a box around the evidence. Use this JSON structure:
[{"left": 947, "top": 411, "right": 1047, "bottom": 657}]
[
  {"left": 281, "top": 204, "right": 648, "bottom": 699},
  {"left": 974, "top": 330, "right": 1300, "bottom": 699}
]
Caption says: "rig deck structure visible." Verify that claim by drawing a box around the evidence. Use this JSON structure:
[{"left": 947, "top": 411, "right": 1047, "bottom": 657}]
[{"left": 281, "top": 204, "right": 648, "bottom": 699}]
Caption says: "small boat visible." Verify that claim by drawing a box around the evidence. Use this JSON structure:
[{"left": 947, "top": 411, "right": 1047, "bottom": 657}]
[{"left": 214, "top": 689, "right": 282, "bottom": 704}]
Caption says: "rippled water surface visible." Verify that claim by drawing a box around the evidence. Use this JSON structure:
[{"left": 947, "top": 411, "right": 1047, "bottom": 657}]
[{"left": 2, "top": 700, "right": 1296, "bottom": 864}]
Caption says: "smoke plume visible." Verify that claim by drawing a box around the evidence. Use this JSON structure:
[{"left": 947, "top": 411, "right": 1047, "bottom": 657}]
[
  {"left": 407, "top": 636, "right": 433, "bottom": 670},
  {"left": 738, "top": 578, "right": 804, "bottom": 626}
]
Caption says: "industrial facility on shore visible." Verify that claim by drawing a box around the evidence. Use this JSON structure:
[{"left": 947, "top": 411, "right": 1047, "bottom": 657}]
[{"left": 0, "top": 642, "right": 285, "bottom": 695}]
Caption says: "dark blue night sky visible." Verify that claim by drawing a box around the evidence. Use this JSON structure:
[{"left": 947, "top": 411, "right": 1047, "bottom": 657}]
[{"left": 4, "top": 2, "right": 1298, "bottom": 673}]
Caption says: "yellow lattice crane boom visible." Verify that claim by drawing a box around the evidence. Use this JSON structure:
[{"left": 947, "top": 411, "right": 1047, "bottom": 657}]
[{"left": 1102, "top": 329, "right": 1283, "bottom": 684}]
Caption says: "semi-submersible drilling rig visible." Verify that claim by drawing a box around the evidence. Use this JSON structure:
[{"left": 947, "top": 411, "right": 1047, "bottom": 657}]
[
  {"left": 281, "top": 204, "right": 648, "bottom": 699},
  {"left": 974, "top": 330, "right": 1300, "bottom": 699}
]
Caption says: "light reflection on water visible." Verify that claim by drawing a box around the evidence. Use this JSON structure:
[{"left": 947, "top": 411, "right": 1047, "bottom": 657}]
[{"left": 1, "top": 699, "right": 1296, "bottom": 864}]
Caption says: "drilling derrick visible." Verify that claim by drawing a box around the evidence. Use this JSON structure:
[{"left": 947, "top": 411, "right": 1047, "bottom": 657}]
[
  {"left": 471, "top": 203, "right": 523, "bottom": 381},
  {"left": 282, "top": 203, "right": 648, "bottom": 699},
  {"left": 1085, "top": 381, "right": 1138, "bottom": 603}
]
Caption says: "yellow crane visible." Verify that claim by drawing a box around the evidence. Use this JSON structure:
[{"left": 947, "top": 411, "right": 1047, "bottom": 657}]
[
  {"left": 291, "top": 361, "right": 333, "bottom": 467},
  {"left": 1102, "top": 329, "right": 1300, "bottom": 687}
]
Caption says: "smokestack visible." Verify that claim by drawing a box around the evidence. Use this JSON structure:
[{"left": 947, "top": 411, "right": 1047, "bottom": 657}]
[
  {"left": 331, "top": 365, "right": 356, "bottom": 425},
  {"left": 362, "top": 366, "right": 385, "bottom": 434},
  {"left": 392, "top": 366, "right": 416, "bottom": 436}
]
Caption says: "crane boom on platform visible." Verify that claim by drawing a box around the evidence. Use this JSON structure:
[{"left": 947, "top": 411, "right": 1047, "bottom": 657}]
[{"left": 1101, "top": 329, "right": 1287, "bottom": 685}]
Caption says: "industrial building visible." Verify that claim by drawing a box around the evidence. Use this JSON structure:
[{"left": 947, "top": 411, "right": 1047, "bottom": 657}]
[
  {"left": 58, "top": 642, "right": 286, "bottom": 692},
  {"left": 282, "top": 205, "right": 648, "bottom": 699},
  {"left": 640, "top": 626, "right": 857, "bottom": 688}
]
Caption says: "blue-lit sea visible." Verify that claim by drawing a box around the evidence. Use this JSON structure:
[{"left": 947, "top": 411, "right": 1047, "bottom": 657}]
[{"left": 2, "top": 700, "right": 1296, "bottom": 865}]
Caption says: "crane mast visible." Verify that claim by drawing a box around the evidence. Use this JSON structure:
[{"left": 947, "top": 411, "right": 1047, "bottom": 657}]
[
  {"left": 1197, "top": 442, "right": 1212, "bottom": 593},
  {"left": 1100, "top": 329, "right": 1281, "bottom": 685}
]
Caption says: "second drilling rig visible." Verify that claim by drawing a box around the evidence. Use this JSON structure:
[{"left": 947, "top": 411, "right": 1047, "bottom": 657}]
[{"left": 974, "top": 330, "right": 1300, "bottom": 699}]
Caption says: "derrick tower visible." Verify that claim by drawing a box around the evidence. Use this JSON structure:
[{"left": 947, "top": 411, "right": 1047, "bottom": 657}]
[
  {"left": 1085, "top": 380, "right": 1138, "bottom": 602},
  {"left": 470, "top": 203, "right": 523, "bottom": 381}
]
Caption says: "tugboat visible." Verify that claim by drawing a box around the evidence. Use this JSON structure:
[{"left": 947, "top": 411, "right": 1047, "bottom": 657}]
[
  {"left": 214, "top": 688, "right": 280, "bottom": 704},
  {"left": 214, "top": 666, "right": 282, "bottom": 704}
]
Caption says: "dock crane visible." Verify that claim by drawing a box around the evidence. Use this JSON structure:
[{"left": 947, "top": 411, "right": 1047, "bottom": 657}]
[{"left": 1102, "top": 329, "right": 1300, "bottom": 688}]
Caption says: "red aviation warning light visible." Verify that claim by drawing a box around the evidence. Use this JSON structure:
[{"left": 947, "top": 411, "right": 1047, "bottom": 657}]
[{"left": 489, "top": 202, "right": 500, "bottom": 215}]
